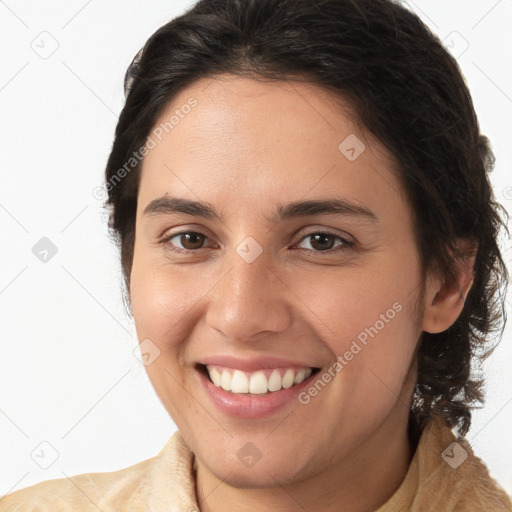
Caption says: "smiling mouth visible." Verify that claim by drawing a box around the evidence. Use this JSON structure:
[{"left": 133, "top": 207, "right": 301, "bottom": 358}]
[{"left": 197, "top": 364, "right": 321, "bottom": 395}]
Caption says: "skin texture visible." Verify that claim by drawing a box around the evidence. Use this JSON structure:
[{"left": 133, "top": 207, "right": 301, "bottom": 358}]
[{"left": 130, "top": 75, "right": 475, "bottom": 512}]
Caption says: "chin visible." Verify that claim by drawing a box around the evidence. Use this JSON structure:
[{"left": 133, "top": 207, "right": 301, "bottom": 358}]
[
  {"left": 199, "top": 446, "right": 311, "bottom": 490},
  {"left": 212, "top": 462, "right": 302, "bottom": 489}
]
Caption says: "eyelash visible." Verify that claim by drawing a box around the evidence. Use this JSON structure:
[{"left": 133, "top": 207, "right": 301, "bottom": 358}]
[{"left": 159, "top": 230, "right": 355, "bottom": 255}]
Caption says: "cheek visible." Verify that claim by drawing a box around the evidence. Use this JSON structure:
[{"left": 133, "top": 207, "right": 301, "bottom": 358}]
[
  {"left": 292, "top": 249, "right": 422, "bottom": 402},
  {"left": 130, "top": 245, "right": 208, "bottom": 345},
  {"left": 129, "top": 255, "right": 210, "bottom": 425},
  {"left": 293, "top": 260, "right": 420, "bottom": 349}
]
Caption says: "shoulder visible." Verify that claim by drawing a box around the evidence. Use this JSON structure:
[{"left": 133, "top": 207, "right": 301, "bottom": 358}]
[
  {"left": 0, "top": 457, "right": 156, "bottom": 512},
  {"left": 0, "top": 432, "right": 190, "bottom": 512},
  {"left": 454, "top": 436, "right": 512, "bottom": 511},
  {"left": 416, "top": 417, "right": 512, "bottom": 511}
]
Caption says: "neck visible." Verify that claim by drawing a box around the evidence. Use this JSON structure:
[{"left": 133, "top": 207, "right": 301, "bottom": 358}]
[{"left": 195, "top": 410, "right": 414, "bottom": 512}]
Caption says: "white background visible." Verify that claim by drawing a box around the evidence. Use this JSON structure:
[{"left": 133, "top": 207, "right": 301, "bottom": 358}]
[{"left": 1, "top": 0, "right": 511, "bottom": 498}]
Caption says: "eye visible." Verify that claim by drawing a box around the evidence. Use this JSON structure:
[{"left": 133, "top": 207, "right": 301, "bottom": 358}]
[
  {"left": 161, "top": 231, "right": 212, "bottom": 253},
  {"left": 295, "top": 231, "right": 354, "bottom": 254},
  {"left": 160, "top": 230, "right": 354, "bottom": 255}
]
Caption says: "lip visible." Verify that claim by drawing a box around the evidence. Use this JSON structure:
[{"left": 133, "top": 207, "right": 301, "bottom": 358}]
[
  {"left": 196, "top": 363, "right": 320, "bottom": 419},
  {"left": 199, "top": 355, "right": 317, "bottom": 372}
]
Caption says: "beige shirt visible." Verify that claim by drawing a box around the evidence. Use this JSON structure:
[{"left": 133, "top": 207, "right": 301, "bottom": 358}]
[{"left": 1, "top": 417, "right": 511, "bottom": 511}]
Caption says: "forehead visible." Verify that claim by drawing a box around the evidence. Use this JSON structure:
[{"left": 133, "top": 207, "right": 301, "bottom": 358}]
[
  {"left": 151, "top": 75, "right": 364, "bottom": 159},
  {"left": 137, "top": 75, "right": 408, "bottom": 224}
]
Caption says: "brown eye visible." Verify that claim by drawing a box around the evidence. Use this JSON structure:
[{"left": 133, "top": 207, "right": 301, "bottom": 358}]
[
  {"left": 296, "top": 232, "right": 354, "bottom": 254},
  {"left": 165, "top": 231, "right": 209, "bottom": 252},
  {"left": 309, "top": 233, "right": 336, "bottom": 251}
]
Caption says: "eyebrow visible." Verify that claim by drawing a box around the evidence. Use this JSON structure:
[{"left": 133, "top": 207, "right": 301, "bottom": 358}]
[{"left": 143, "top": 196, "right": 378, "bottom": 224}]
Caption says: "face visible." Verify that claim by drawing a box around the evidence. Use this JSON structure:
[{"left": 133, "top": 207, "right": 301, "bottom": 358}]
[{"left": 130, "top": 75, "right": 426, "bottom": 488}]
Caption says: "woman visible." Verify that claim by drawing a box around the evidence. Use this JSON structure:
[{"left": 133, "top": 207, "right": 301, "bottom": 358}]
[{"left": 2, "top": 0, "right": 510, "bottom": 510}]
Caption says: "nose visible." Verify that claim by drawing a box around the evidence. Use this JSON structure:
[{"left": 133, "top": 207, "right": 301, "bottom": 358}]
[{"left": 205, "top": 245, "right": 293, "bottom": 343}]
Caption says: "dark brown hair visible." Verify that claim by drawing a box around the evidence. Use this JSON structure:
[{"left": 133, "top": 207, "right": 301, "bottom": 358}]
[{"left": 104, "top": 0, "right": 509, "bottom": 436}]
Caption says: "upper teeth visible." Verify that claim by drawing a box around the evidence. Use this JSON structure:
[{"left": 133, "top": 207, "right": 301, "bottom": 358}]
[{"left": 206, "top": 365, "right": 313, "bottom": 394}]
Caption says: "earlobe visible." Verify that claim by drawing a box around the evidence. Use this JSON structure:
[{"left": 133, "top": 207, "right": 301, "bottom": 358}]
[{"left": 422, "top": 243, "right": 477, "bottom": 334}]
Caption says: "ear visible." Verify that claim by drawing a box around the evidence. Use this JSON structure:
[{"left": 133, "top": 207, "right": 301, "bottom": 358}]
[{"left": 422, "top": 240, "right": 477, "bottom": 334}]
